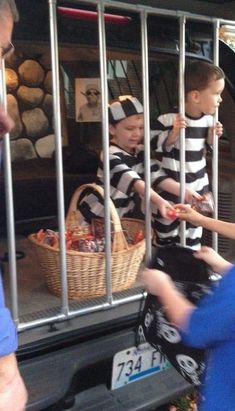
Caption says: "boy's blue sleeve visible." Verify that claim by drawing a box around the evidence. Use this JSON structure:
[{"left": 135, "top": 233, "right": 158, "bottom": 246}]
[
  {"left": 0, "top": 274, "right": 18, "bottom": 356},
  {"left": 181, "top": 266, "right": 235, "bottom": 349}
]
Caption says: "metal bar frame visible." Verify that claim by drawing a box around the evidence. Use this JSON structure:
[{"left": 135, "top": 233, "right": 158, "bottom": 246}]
[
  {"left": 141, "top": 8, "right": 152, "bottom": 262},
  {"left": 0, "top": 60, "right": 19, "bottom": 326},
  {"left": 2, "top": 0, "right": 234, "bottom": 332},
  {"left": 179, "top": 15, "right": 186, "bottom": 246},
  {"left": 212, "top": 19, "right": 220, "bottom": 252},
  {"left": 49, "top": 0, "right": 69, "bottom": 317},
  {"left": 97, "top": 0, "right": 113, "bottom": 304}
]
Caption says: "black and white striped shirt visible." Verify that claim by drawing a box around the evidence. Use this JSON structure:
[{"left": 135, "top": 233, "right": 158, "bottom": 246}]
[
  {"left": 151, "top": 112, "right": 213, "bottom": 249},
  {"left": 78, "top": 143, "right": 160, "bottom": 222}
]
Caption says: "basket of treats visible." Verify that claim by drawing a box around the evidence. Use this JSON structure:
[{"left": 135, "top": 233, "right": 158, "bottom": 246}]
[{"left": 28, "top": 183, "right": 146, "bottom": 299}]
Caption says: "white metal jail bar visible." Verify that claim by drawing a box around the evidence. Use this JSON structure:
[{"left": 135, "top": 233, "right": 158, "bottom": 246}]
[
  {"left": 49, "top": 0, "right": 69, "bottom": 317},
  {"left": 214, "top": 18, "right": 235, "bottom": 251},
  {"left": 179, "top": 15, "right": 186, "bottom": 247},
  {"left": 140, "top": 7, "right": 152, "bottom": 262},
  {"left": 212, "top": 19, "right": 220, "bottom": 252},
  {"left": 1, "top": 0, "right": 232, "bottom": 331},
  {"left": 97, "top": 0, "right": 113, "bottom": 304},
  {"left": 0, "top": 60, "right": 19, "bottom": 326}
]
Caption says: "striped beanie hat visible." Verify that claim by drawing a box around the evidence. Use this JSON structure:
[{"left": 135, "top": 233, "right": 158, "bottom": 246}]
[{"left": 109, "top": 95, "right": 143, "bottom": 124}]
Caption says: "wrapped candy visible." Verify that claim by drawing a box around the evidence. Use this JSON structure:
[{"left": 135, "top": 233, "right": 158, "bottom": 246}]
[
  {"left": 78, "top": 237, "right": 97, "bottom": 252},
  {"left": 35, "top": 225, "right": 142, "bottom": 252},
  {"left": 36, "top": 229, "right": 59, "bottom": 248},
  {"left": 191, "top": 191, "right": 214, "bottom": 216}
]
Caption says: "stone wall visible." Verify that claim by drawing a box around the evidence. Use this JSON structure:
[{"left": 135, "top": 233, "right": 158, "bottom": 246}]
[
  {"left": 6, "top": 52, "right": 57, "bottom": 162},
  {"left": 5, "top": 51, "right": 142, "bottom": 162}
]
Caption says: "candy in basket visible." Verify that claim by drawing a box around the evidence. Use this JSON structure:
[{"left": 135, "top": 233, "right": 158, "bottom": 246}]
[
  {"left": 35, "top": 219, "right": 144, "bottom": 253},
  {"left": 28, "top": 183, "right": 146, "bottom": 300}
]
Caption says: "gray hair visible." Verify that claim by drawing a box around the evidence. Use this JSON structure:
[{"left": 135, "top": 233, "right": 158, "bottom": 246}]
[{"left": 0, "top": 0, "right": 19, "bottom": 22}]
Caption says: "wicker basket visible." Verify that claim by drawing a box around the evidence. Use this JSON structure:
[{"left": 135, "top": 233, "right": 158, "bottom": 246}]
[{"left": 28, "top": 183, "right": 146, "bottom": 299}]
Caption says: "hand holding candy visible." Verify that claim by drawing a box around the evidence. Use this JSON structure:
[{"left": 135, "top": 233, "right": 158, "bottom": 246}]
[{"left": 167, "top": 209, "right": 178, "bottom": 220}]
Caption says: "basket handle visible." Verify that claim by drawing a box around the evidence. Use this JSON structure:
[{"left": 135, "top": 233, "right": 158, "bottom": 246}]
[{"left": 66, "top": 183, "right": 129, "bottom": 252}]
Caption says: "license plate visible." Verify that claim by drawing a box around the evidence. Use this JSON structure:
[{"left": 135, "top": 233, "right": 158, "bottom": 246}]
[{"left": 111, "top": 343, "right": 171, "bottom": 390}]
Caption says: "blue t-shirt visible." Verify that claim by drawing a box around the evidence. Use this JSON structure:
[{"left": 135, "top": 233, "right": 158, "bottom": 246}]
[
  {"left": 182, "top": 265, "right": 235, "bottom": 411},
  {"left": 0, "top": 272, "right": 18, "bottom": 356},
  {"left": 0, "top": 146, "right": 18, "bottom": 356}
]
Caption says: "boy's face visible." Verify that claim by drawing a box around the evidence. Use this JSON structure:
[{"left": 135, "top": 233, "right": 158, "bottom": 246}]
[
  {"left": 194, "top": 77, "right": 225, "bottom": 116},
  {"left": 109, "top": 114, "right": 144, "bottom": 153}
]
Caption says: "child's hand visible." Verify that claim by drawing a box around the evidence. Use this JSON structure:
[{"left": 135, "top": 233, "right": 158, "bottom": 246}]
[
  {"left": 173, "top": 113, "right": 187, "bottom": 134},
  {"left": 141, "top": 267, "right": 195, "bottom": 328},
  {"left": 140, "top": 267, "right": 171, "bottom": 296},
  {"left": 215, "top": 121, "right": 223, "bottom": 138},
  {"left": 158, "top": 198, "right": 175, "bottom": 219},
  {"left": 193, "top": 246, "right": 232, "bottom": 274},
  {"left": 207, "top": 121, "right": 223, "bottom": 144},
  {"left": 174, "top": 204, "right": 203, "bottom": 226},
  {"left": 166, "top": 113, "right": 187, "bottom": 146},
  {"left": 185, "top": 189, "right": 202, "bottom": 204}
]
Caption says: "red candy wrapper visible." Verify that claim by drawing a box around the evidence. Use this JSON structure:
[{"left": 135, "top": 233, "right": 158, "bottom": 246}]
[
  {"left": 35, "top": 221, "right": 143, "bottom": 252},
  {"left": 167, "top": 209, "right": 177, "bottom": 220}
]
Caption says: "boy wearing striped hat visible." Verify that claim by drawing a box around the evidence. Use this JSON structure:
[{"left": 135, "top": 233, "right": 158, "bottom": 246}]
[{"left": 78, "top": 95, "right": 198, "bottom": 223}]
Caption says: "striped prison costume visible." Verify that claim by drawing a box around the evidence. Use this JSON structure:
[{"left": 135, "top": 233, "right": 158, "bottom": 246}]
[
  {"left": 151, "top": 112, "right": 213, "bottom": 250},
  {"left": 77, "top": 142, "right": 161, "bottom": 223}
]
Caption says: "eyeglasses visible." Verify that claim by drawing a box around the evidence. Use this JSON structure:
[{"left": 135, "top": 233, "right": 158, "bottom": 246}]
[
  {"left": 86, "top": 91, "right": 100, "bottom": 96},
  {"left": 1, "top": 42, "right": 14, "bottom": 59}
]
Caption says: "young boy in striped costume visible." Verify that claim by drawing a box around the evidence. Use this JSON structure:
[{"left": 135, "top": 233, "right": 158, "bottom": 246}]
[
  {"left": 151, "top": 61, "right": 225, "bottom": 249},
  {"left": 78, "top": 95, "right": 198, "bottom": 223}
]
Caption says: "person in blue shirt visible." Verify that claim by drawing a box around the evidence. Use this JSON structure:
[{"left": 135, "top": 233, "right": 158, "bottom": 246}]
[
  {"left": 0, "top": 1, "right": 27, "bottom": 410},
  {"left": 141, "top": 205, "right": 235, "bottom": 411}
]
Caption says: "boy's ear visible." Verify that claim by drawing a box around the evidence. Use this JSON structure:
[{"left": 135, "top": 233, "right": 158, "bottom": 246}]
[
  {"left": 109, "top": 124, "right": 116, "bottom": 136},
  {"left": 190, "top": 90, "right": 200, "bottom": 103}
]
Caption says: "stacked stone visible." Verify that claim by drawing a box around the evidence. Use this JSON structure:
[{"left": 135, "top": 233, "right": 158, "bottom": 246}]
[{"left": 6, "top": 55, "right": 54, "bottom": 161}]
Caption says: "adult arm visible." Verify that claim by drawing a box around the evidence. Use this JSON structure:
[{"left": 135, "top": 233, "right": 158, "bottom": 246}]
[
  {"left": 0, "top": 353, "right": 27, "bottom": 411},
  {"left": 0, "top": 278, "right": 27, "bottom": 410}
]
